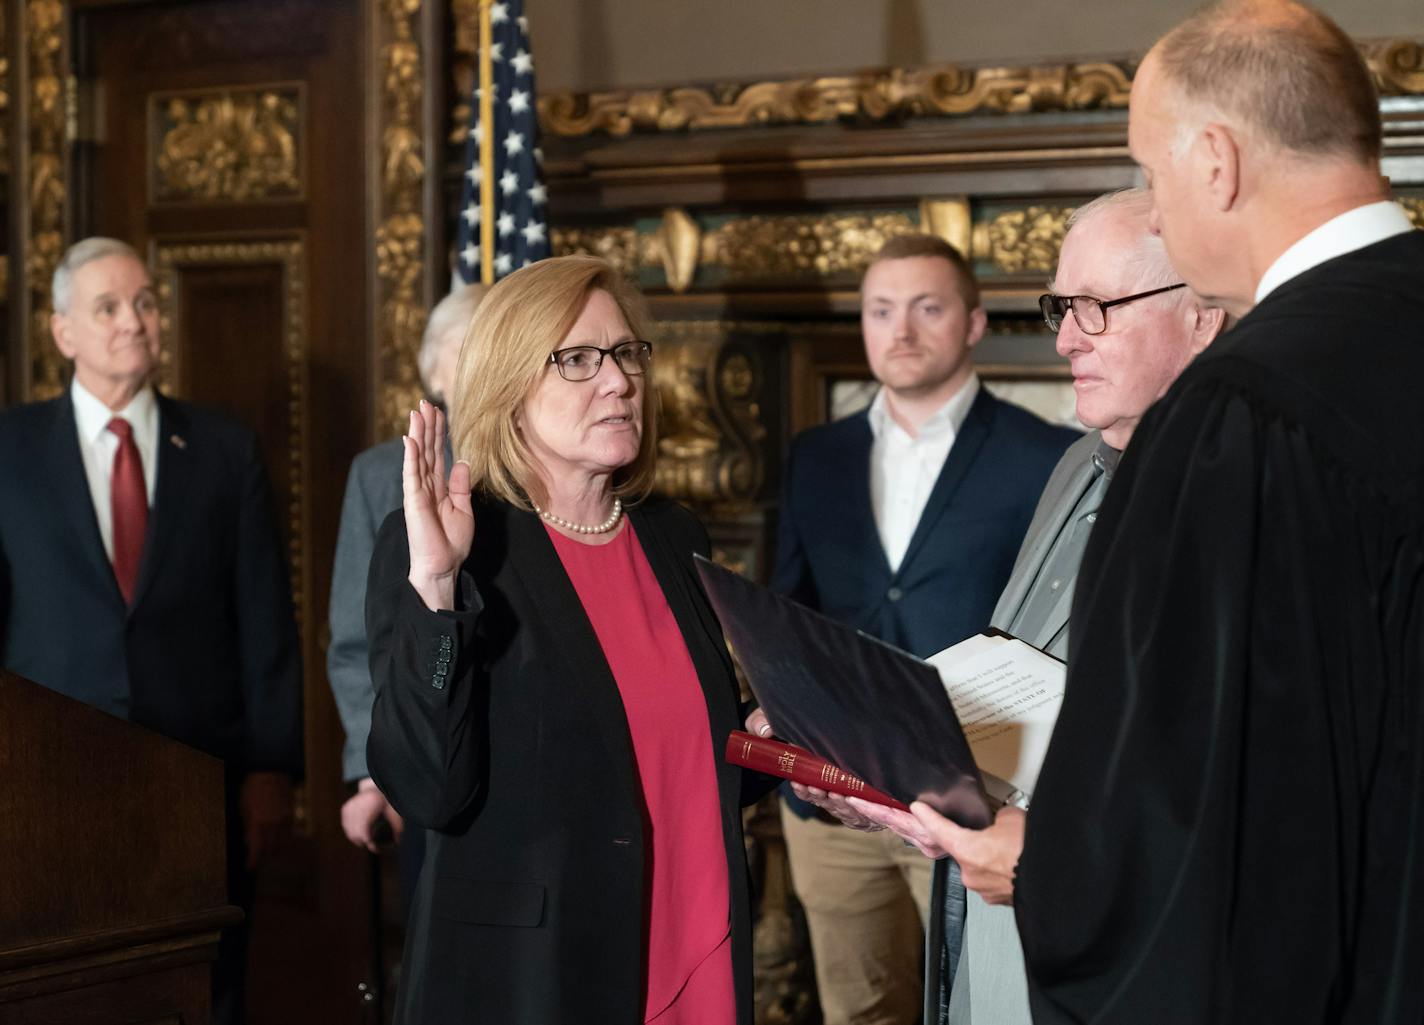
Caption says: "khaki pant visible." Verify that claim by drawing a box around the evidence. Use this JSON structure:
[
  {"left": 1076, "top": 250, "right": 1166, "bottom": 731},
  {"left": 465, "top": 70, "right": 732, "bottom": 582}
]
[{"left": 780, "top": 802, "right": 935, "bottom": 1025}]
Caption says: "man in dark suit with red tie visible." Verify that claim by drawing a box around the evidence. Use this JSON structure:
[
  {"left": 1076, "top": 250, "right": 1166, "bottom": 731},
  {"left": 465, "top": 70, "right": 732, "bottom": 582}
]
[{"left": 0, "top": 237, "right": 302, "bottom": 1025}]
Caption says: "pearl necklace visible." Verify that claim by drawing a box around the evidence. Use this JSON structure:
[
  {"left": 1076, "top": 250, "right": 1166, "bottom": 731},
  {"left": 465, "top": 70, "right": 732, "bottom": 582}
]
[{"left": 534, "top": 497, "right": 623, "bottom": 535}]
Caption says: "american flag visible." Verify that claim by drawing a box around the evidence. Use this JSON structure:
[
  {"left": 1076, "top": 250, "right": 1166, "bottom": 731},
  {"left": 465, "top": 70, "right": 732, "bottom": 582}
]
[{"left": 454, "top": 0, "right": 549, "bottom": 284}]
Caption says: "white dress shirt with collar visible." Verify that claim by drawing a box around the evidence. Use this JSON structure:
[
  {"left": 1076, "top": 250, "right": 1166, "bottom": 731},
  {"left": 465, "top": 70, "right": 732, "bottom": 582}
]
[
  {"left": 868, "top": 373, "right": 979, "bottom": 574},
  {"left": 71, "top": 379, "right": 160, "bottom": 561},
  {"left": 1255, "top": 200, "right": 1414, "bottom": 305}
]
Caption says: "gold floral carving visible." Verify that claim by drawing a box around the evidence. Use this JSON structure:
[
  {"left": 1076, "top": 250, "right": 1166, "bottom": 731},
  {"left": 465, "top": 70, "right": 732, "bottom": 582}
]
[
  {"left": 550, "top": 225, "right": 645, "bottom": 279},
  {"left": 972, "top": 205, "right": 1075, "bottom": 275},
  {"left": 153, "top": 240, "right": 308, "bottom": 612},
  {"left": 703, "top": 213, "right": 918, "bottom": 282},
  {"left": 374, "top": 0, "right": 428, "bottom": 438},
  {"left": 1400, "top": 197, "right": 1424, "bottom": 229},
  {"left": 653, "top": 323, "right": 768, "bottom": 507},
  {"left": 151, "top": 87, "right": 303, "bottom": 203},
  {"left": 24, "top": 0, "right": 67, "bottom": 400}
]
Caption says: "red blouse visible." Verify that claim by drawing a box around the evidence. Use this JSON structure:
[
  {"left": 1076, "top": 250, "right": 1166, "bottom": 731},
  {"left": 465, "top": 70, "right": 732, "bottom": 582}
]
[{"left": 548, "top": 521, "right": 735, "bottom": 1024}]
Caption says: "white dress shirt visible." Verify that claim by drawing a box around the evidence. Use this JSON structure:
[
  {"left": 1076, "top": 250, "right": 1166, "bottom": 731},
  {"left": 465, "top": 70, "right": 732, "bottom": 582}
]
[
  {"left": 868, "top": 374, "right": 979, "bottom": 573},
  {"left": 1255, "top": 200, "right": 1415, "bottom": 304},
  {"left": 71, "top": 379, "right": 160, "bottom": 561}
]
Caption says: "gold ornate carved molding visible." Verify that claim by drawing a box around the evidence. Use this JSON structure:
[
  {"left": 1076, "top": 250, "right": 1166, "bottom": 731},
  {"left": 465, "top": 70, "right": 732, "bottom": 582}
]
[
  {"left": 1401, "top": 197, "right": 1424, "bottom": 229},
  {"left": 1364, "top": 39, "right": 1424, "bottom": 95},
  {"left": 373, "top": 0, "right": 428, "bottom": 439},
  {"left": 538, "top": 61, "right": 1136, "bottom": 138},
  {"left": 653, "top": 322, "right": 771, "bottom": 507},
  {"left": 553, "top": 201, "right": 1069, "bottom": 291},
  {"left": 153, "top": 239, "right": 309, "bottom": 616},
  {"left": 533, "top": 38, "right": 1424, "bottom": 139},
  {"left": 553, "top": 209, "right": 925, "bottom": 292},
  {"left": 23, "top": 0, "right": 67, "bottom": 401},
  {"left": 150, "top": 85, "right": 304, "bottom": 204},
  {"left": 972, "top": 205, "right": 1075, "bottom": 275}
]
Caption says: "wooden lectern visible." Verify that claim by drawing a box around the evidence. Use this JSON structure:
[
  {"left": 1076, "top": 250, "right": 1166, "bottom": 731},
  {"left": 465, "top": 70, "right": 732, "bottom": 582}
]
[{"left": 0, "top": 670, "right": 241, "bottom": 1024}]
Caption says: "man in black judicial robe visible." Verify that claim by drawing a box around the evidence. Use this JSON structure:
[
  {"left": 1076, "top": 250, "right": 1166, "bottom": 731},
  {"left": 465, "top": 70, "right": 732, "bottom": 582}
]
[{"left": 1003, "top": 4, "right": 1424, "bottom": 1024}]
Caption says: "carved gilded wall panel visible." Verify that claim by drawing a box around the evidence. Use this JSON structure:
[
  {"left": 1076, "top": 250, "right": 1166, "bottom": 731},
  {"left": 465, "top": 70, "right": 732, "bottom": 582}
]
[
  {"left": 21, "top": 0, "right": 68, "bottom": 402},
  {"left": 552, "top": 202, "right": 1083, "bottom": 293},
  {"left": 152, "top": 238, "right": 309, "bottom": 615},
  {"left": 149, "top": 84, "right": 305, "bottom": 204},
  {"left": 373, "top": 0, "right": 428, "bottom": 440},
  {"left": 652, "top": 321, "right": 772, "bottom": 509}
]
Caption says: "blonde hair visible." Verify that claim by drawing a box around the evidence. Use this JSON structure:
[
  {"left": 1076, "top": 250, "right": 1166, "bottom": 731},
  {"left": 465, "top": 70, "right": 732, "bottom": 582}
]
[{"left": 449, "top": 255, "right": 659, "bottom": 510}]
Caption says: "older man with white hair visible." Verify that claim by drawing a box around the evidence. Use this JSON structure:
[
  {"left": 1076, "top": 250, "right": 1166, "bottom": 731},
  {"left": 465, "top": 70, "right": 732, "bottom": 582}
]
[{"left": 813, "top": 188, "right": 1225, "bottom": 1025}]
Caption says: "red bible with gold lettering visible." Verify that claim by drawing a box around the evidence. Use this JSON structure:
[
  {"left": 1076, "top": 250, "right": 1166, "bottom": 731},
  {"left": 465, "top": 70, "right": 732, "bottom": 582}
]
[{"left": 725, "top": 730, "right": 911, "bottom": 811}]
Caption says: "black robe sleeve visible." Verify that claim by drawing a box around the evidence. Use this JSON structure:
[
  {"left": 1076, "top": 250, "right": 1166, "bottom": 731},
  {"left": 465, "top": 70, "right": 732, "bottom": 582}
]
[{"left": 1015, "top": 365, "right": 1424, "bottom": 1025}]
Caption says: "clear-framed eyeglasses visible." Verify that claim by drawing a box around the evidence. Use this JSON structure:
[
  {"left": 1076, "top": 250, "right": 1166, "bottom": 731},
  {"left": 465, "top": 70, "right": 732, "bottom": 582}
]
[
  {"left": 547, "top": 340, "right": 654, "bottom": 382},
  {"left": 1038, "top": 283, "right": 1187, "bottom": 335}
]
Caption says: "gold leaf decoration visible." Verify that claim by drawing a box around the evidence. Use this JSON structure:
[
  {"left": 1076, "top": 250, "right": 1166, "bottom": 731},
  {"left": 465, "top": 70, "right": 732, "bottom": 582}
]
[
  {"left": 25, "top": 0, "right": 66, "bottom": 400},
  {"left": 972, "top": 206, "right": 1075, "bottom": 275},
  {"left": 703, "top": 213, "right": 918, "bottom": 282},
  {"left": 374, "top": 0, "right": 428, "bottom": 439},
  {"left": 152, "top": 88, "right": 302, "bottom": 203}
]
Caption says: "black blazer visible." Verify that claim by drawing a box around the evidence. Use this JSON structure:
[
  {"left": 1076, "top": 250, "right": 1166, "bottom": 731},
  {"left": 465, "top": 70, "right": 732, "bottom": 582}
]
[
  {"left": 0, "top": 392, "right": 302, "bottom": 778},
  {"left": 774, "top": 388, "right": 1080, "bottom": 658},
  {"left": 367, "top": 496, "right": 768, "bottom": 1025}
]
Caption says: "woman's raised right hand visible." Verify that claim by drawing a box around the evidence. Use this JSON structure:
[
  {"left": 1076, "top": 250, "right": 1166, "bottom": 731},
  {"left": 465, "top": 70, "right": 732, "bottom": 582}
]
[{"left": 403, "top": 400, "right": 474, "bottom": 611}]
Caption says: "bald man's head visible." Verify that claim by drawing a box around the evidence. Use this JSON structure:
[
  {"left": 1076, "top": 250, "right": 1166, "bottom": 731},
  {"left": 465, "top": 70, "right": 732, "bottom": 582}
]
[{"left": 1150, "top": 0, "right": 1380, "bottom": 164}]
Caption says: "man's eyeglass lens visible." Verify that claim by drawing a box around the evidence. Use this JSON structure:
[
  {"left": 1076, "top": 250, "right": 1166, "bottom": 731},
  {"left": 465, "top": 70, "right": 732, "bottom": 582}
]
[
  {"left": 1039, "top": 283, "right": 1187, "bottom": 336},
  {"left": 551, "top": 341, "right": 653, "bottom": 381}
]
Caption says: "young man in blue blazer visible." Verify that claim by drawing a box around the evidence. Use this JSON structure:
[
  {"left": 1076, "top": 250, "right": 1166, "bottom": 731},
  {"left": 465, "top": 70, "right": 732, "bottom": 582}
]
[{"left": 773, "top": 233, "right": 1078, "bottom": 1025}]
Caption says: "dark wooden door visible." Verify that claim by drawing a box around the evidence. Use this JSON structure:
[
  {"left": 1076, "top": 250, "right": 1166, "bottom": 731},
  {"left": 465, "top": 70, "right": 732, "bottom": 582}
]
[{"left": 71, "top": 1, "right": 376, "bottom": 1020}]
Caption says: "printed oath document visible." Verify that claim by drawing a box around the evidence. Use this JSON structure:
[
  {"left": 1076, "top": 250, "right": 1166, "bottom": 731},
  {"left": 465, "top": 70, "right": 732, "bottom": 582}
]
[{"left": 927, "top": 632, "right": 1065, "bottom": 807}]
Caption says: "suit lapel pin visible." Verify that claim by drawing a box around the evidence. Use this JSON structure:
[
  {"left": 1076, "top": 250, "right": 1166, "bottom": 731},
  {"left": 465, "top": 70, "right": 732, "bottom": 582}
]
[{"left": 170, "top": 434, "right": 187, "bottom": 450}]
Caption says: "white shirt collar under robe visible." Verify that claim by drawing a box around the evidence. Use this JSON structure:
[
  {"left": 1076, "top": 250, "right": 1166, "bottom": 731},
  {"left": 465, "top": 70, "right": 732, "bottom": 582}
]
[{"left": 1255, "top": 200, "right": 1414, "bottom": 305}]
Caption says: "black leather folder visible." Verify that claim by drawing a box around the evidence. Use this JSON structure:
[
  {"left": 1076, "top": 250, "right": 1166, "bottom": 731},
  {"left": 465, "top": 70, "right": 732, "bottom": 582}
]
[{"left": 695, "top": 555, "right": 992, "bottom": 829}]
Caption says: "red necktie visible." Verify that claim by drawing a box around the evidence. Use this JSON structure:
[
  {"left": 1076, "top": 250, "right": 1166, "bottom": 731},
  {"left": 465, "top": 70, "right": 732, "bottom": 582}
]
[{"left": 107, "top": 418, "right": 148, "bottom": 604}]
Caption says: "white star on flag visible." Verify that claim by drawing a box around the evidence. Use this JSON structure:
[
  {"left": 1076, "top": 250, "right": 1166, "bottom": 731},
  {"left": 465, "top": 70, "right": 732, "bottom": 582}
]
[{"left": 454, "top": 0, "right": 549, "bottom": 285}]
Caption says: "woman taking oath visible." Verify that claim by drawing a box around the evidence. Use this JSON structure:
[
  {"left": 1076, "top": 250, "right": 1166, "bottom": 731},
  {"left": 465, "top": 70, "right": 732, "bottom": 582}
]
[{"left": 367, "top": 255, "right": 770, "bottom": 1024}]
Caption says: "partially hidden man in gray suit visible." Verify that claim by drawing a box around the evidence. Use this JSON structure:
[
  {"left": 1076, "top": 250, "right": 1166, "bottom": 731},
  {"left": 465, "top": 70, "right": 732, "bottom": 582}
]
[
  {"left": 327, "top": 283, "right": 484, "bottom": 889},
  {"left": 790, "top": 188, "right": 1226, "bottom": 1024}
]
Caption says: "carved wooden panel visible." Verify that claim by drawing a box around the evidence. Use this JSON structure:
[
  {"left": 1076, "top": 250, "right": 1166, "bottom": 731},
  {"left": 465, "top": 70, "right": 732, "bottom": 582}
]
[
  {"left": 149, "top": 85, "right": 306, "bottom": 205},
  {"left": 153, "top": 238, "right": 308, "bottom": 615}
]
